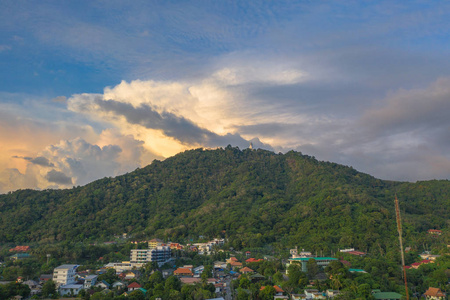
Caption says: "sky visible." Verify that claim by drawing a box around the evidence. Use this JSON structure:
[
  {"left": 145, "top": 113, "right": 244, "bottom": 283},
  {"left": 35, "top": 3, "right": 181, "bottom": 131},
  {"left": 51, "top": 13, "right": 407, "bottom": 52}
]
[{"left": 1, "top": 1, "right": 450, "bottom": 193}]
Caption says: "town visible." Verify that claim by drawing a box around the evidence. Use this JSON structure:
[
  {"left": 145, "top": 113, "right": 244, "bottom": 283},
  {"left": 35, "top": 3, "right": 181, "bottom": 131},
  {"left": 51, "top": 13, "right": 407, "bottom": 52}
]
[{"left": 1, "top": 232, "right": 448, "bottom": 300}]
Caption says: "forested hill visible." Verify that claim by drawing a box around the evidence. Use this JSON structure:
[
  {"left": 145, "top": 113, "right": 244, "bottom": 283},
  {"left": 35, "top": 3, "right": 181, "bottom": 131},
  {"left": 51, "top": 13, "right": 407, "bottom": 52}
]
[{"left": 0, "top": 146, "right": 449, "bottom": 253}]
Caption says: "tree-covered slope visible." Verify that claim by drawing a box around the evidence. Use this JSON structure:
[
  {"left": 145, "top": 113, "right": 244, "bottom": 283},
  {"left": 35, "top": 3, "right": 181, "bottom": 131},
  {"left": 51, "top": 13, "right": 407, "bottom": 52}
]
[{"left": 0, "top": 147, "right": 449, "bottom": 253}]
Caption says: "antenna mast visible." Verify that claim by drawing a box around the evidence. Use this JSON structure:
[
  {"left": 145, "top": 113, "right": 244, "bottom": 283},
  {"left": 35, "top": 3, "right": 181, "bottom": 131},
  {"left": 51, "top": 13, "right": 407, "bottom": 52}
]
[{"left": 395, "top": 195, "right": 409, "bottom": 300}]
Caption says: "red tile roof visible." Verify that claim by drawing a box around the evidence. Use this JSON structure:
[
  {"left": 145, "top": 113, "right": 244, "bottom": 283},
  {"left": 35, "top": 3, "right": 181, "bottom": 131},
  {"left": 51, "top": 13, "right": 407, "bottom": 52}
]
[
  {"left": 274, "top": 285, "right": 284, "bottom": 293},
  {"left": 245, "top": 258, "right": 263, "bottom": 263},
  {"left": 240, "top": 267, "right": 254, "bottom": 273},
  {"left": 424, "top": 287, "right": 446, "bottom": 297},
  {"left": 174, "top": 268, "right": 193, "bottom": 276},
  {"left": 260, "top": 286, "right": 284, "bottom": 293},
  {"left": 128, "top": 282, "right": 141, "bottom": 288},
  {"left": 9, "top": 246, "right": 30, "bottom": 252}
]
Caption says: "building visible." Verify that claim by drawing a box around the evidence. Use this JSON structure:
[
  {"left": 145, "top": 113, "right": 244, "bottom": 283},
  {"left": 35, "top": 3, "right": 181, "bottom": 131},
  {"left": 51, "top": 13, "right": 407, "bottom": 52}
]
[
  {"left": 287, "top": 257, "right": 338, "bottom": 273},
  {"left": 427, "top": 229, "right": 442, "bottom": 235},
  {"left": 53, "top": 264, "right": 78, "bottom": 286},
  {"left": 128, "top": 282, "right": 142, "bottom": 291},
  {"left": 130, "top": 245, "right": 171, "bottom": 265},
  {"left": 174, "top": 267, "right": 193, "bottom": 277},
  {"left": 149, "top": 238, "right": 164, "bottom": 249},
  {"left": 105, "top": 261, "right": 144, "bottom": 273},
  {"left": 10, "top": 253, "right": 31, "bottom": 261},
  {"left": 424, "top": 287, "right": 446, "bottom": 300},
  {"left": 83, "top": 275, "right": 98, "bottom": 289},
  {"left": 59, "top": 284, "right": 83, "bottom": 296}
]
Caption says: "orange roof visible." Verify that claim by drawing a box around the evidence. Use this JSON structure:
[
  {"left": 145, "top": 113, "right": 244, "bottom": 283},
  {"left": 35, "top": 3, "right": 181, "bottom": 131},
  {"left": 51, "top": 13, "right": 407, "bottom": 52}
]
[
  {"left": 230, "top": 261, "right": 242, "bottom": 266},
  {"left": 240, "top": 267, "right": 254, "bottom": 273},
  {"left": 229, "top": 257, "right": 238, "bottom": 261},
  {"left": 9, "top": 246, "right": 30, "bottom": 252},
  {"left": 260, "top": 286, "right": 284, "bottom": 293},
  {"left": 174, "top": 268, "right": 193, "bottom": 275},
  {"left": 127, "top": 282, "right": 141, "bottom": 288},
  {"left": 245, "top": 258, "right": 263, "bottom": 263},
  {"left": 274, "top": 285, "right": 284, "bottom": 293},
  {"left": 424, "top": 287, "right": 445, "bottom": 297}
]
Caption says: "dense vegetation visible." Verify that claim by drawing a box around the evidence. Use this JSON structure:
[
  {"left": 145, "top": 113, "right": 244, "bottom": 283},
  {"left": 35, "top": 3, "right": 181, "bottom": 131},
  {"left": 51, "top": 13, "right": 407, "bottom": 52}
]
[
  {"left": 0, "top": 146, "right": 449, "bottom": 254},
  {"left": 0, "top": 147, "right": 449, "bottom": 299}
]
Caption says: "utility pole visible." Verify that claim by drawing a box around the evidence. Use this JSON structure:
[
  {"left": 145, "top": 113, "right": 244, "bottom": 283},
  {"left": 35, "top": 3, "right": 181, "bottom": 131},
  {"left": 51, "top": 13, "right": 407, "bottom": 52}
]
[{"left": 395, "top": 195, "right": 409, "bottom": 300}]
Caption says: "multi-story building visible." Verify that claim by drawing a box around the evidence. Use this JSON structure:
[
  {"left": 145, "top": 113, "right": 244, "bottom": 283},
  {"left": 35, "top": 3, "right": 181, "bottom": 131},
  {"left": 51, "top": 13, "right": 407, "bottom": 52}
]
[
  {"left": 148, "top": 238, "right": 164, "bottom": 249},
  {"left": 130, "top": 246, "right": 171, "bottom": 265},
  {"left": 53, "top": 264, "right": 78, "bottom": 286}
]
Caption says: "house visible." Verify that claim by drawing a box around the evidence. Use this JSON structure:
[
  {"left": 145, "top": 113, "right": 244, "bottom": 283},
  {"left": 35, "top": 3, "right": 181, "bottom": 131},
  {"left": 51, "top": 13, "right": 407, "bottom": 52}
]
[
  {"left": 127, "top": 282, "right": 142, "bottom": 291},
  {"left": 83, "top": 275, "right": 98, "bottom": 289},
  {"left": 240, "top": 267, "right": 254, "bottom": 274},
  {"left": 273, "top": 285, "right": 285, "bottom": 296},
  {"left": 427, "top": 229, "right": 442, "bottom": 235},
  {"left": 105, "top": 261, "right": 140, "bottom": 273},
  {"left": 214, "top": 283, "right": 224, "bottom": 293},
  {"left": 193, "top": 265, "right": 204, "bottom": 275},
  {"left": 304, "top": 289, "right": 325, "bottom": 299},
  {"left": 124, "top": 270, "right": 141, "bottom": 280},
  {"left": 420, "top": 253, "right": 441, "bottom": 261},
  {"left": 230, "top": 261, "right": 243, "bottom": 269},
  {"left": 112, "top": 281, "right": 125, "bottom": 289},
  {"left": 59, "top": 284, "right": 83, "bottom": 296},
  {"left": 39, "top": 274, "right": 53, "bottom": 284},
  {"left": 260, "top": 286, "right": 285, "bottom": 297},
  {"left": 22, "top": 280, "right": 41, "bottom": 296},
  {"left": 326, "top": 290, "right": 340, "bottom": 298},
  {"left": 214, "top": 261, "right": 227, "bottom": 270},
  {"left": 226, "top": 257, "right": 239, "bottom": 264},
  {"left": 53, "top": 264, "right": 78, "bottom": 286},
  {"left": 424, "top": 287, "right": 446, "bottom": 300},
  {"left": 245, "top": 251, "right": 251, "bottom": 258},
  {"left": 95, "top": 280, "right": 111, "bottom": 289},
  {"left": 169, "top": 243, "right": 184, "bottom": 250},
  {"left": 174, "top": 267, "right": 193, "bottom": 277}
]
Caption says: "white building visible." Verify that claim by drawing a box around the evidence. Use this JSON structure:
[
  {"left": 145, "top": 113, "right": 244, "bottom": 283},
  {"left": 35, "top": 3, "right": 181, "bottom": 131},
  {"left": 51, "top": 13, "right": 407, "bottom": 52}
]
[
  {"left": 105, "top": 261, "right": 143, "bottom": 273},
  {"left": 53, "top": 264, "right": 78, "bottom": 286},
  {"left": 130, "top": 246, "right": 171, "bottom": 265},
  {"left": 59, "top": 284, "right": 83, "bottom": 296}
]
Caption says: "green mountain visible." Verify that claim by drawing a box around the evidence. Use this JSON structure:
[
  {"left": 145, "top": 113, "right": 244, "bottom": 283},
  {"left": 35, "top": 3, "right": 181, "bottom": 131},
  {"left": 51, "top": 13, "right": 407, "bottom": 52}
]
[{"left": 0, "top": 147, "right": 449, "bottom": 253}]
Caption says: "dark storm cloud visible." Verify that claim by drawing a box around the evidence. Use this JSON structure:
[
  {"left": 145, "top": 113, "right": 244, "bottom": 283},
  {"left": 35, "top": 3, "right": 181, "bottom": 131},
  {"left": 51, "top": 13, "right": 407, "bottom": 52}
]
[
  {"left": 94, "top": 98, "right": 273, "bottom": 150},
  {"left": 13, "top": 156, "right": 55, "bottom": 167},
  {"left": 45, "top": 169, "right": 72, "bottom": 185}
]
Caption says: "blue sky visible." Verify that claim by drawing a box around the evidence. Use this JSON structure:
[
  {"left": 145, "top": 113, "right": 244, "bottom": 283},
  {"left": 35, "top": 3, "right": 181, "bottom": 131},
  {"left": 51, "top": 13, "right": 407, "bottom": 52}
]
[{"left": 1, "top": 1, "right": 450, "bottom": 192}]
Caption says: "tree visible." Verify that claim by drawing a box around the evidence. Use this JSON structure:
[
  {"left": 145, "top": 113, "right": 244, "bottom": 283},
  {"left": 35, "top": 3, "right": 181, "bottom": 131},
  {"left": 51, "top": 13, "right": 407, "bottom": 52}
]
[
  {"left": 307, "top": 258, "right": 319, "bottom": 279},
  {"left": 259, "top": 286, "right": 276, "bottom": 300},
  {"left": 41, "top": 280, "right": 57, "bottom": 298},
  {"left": 165, "top": 275, "right": 181, "bottom": 291}
]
